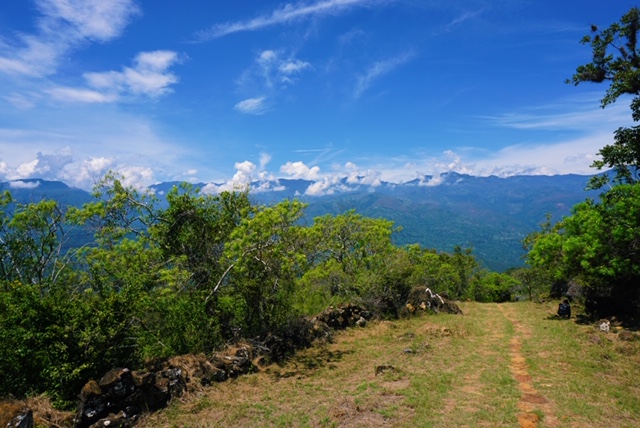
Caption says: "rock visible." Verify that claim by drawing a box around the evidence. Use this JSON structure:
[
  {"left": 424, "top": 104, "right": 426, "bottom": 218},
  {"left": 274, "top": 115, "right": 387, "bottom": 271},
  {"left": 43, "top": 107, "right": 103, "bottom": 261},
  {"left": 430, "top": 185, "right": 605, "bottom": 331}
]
[
  {"left": 99, "top": 368, "right": 135, "bottom": 398},
  {"left": 75, "top": 364, "right": 189, "bottom": 428},
  {"left": 131, "top": 371, "right": 155, "bottom": 388},
  {"left": 375, "top": 365, "right": 395, "bottom": 376},
  {"left": 76, "top": 380, "right": 109, "bottom": 428},
  {"left": 317, "top": 304, "right": 370, "bottom": 329},
  {"left": 356, "top": 316, "right": 367, "bottom": 328},
  {"left": 588, "top": 334, "right": 603, "bottom": 345}
]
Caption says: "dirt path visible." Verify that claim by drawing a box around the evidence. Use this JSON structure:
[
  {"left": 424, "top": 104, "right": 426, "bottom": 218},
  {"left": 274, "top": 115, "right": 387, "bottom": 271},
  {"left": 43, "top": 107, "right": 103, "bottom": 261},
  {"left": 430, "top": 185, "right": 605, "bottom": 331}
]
[{"left": 498, "top": 304, "right": 559, "bottom": 428}]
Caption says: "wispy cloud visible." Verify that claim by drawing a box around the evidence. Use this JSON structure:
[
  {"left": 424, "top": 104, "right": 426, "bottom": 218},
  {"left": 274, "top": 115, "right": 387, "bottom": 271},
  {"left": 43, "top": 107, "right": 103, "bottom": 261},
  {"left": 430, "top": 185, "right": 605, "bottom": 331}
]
[
  {"left": 481, "top": 95, "right": 632, "bottom": 130},
  {"left": 196, "top": 0, "right": 392, "bottom": 40},
  {"left": 354, "top": 51, "right": 416, "bottom": 99},
  {"left": 234, "top": 50, "right": 311, "bottom": 113},
  {"left": 445, "top": 9, "right": 483, "bottom": 31},
  {"left": 46, "top": 87, "right": 116, "bottom": 103},
  {"left": 0, "top": 0, "right": 139, "bottom": 77},
  {"left": 234, "top": 96, "right": 268, "bottom": 115}
]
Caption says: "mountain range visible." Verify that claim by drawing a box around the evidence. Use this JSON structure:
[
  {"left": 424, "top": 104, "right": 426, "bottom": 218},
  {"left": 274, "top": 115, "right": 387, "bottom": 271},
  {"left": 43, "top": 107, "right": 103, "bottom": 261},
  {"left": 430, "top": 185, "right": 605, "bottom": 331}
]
[{"left": 1, "top": 173, "right": 600, "bottom": 272}]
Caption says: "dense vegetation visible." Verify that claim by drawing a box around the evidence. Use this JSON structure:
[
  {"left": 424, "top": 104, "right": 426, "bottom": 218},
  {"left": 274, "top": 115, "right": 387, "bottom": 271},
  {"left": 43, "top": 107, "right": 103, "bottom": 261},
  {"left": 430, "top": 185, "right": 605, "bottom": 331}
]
[{"left": 0, "top": 173, "right": 529, "bottom": 407}]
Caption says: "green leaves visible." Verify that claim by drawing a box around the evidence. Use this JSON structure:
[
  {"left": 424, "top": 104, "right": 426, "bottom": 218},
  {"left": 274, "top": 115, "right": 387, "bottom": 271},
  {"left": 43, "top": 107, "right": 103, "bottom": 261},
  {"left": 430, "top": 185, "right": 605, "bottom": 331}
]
[
  {"left": 526, "top": 185, "right": 640, "bottom": 317},
  {"left": 570, "top": 7, "right": 640, "bottom": 189},
  {"left": 221, "top": 199, "right": 308, "bottom": 335},
  {"left": 570, "top": 7, "right": 640, "bottom": 106}
]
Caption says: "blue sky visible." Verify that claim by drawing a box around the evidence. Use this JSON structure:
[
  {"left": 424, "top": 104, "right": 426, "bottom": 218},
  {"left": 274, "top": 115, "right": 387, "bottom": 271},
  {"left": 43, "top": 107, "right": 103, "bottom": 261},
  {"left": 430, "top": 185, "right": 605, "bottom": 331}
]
[{"left": 0, "top": 0, "right": 636, "bottom": 194}]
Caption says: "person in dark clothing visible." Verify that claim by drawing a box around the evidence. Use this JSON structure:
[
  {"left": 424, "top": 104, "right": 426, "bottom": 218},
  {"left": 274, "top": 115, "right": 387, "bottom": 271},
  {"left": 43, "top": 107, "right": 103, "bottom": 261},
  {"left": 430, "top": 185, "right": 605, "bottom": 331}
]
[{"left": 557, "top": 299, "right": 571, "bottom": 318}]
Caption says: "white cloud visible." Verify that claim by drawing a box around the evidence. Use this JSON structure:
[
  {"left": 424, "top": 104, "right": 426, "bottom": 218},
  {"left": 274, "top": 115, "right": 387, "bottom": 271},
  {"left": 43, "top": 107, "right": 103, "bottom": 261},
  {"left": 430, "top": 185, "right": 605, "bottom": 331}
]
[
  {"left": 234, "top": 97, "right": 268, "bottom": 114},
  {"left": 46, "top": 87, "right": 116, "bottom": 103},
  {"left": 197, "top": 0, "right": 392, "bottom": 40},
  {"left": 15, "top": 159, "right": 42, "bottom": 178},
  {"left": 116, "top": 166, "right": 155, "bottom": 190},
  {"left": 354, "top": 51, "right": 415, "bottom": 99},
  {"left": 304, "top": 174, "right": 353, "bottom": 196},
  {"left": 70, "top": 157, "right": 115, "bottom": 186},
  {"left": 259, "top": 50, "right": 278, "bottom": 64},
  {"left": 445, "top": 9, "right": 483, "bottom": 31},
  {"left": 8, "top": 180, "right": 40, "bottom": 189},
  {"left": 37, "top": 0, "right": 140, "bottom": 41},
  {"left": 4, "top": 92, "right": 38, "bottom": 109},
  {"left": 257, "top": 50, "right": 311, "bottom": 86},
  {"left": 80, "top": 50, "right": 180, "bottom": 100},
  {"left": 201, "top": 161, "right": 257, "bottom": 194},
  {"left": 0, "top": 0, "right": 139, "bottom": 77},
  {"left": 0, "top": 107, "right": 193, "bottom": 190},
  {"left": 234, "top": 50, "right": 311, "bottom": 112},
  {"left": 11, "top": 150, "right": 74, "bottom": 180},
  {"left": 279, "top": 60, "right": 311, "bottom": 75},
  {"left": 481, "top": 92, "right": 633, "bottom": 131},
  {"left": 280, "top": 161, "right": 321, "bottom": 180},
  {"left": 259, "top": 152, "right": 272, "bottom": 169}
]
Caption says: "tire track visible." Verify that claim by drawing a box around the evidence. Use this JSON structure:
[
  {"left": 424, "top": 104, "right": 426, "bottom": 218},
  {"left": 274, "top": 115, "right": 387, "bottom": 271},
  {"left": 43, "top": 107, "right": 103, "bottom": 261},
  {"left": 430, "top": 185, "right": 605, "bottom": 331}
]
[{"left": 499, "top": 304, "right": 559, "bottom": 428}]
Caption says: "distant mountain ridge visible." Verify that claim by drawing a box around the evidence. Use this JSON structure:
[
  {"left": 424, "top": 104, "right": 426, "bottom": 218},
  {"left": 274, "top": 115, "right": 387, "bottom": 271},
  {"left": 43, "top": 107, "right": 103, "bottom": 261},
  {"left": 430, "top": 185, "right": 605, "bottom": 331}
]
[{"left": 1, "top": 173, "right": 599, "bottom": 272}]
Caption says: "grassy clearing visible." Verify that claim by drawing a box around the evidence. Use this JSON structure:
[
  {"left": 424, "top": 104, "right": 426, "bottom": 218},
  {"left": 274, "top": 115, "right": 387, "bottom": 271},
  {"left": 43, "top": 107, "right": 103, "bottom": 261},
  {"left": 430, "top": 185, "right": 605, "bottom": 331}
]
[{"left": 138, "top": 302, "right": 640, "bottom": 428}]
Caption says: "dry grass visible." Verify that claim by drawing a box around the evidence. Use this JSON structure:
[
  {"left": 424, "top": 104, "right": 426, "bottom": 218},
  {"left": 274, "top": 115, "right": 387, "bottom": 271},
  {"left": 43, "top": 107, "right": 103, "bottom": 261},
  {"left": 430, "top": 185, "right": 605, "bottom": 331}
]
[
  {"left": 139, "top": 302, "right": 640, "bottom": 428},
  {"left": 6, "top": 301, "right": 640, "bottom": 427},
  {"left": 0, "top": 395, "right": 75, "bottom": 428}
]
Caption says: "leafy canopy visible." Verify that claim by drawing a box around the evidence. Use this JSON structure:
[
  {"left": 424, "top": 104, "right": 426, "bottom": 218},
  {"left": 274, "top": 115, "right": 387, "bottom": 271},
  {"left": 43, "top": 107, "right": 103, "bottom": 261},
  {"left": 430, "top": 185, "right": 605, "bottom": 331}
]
[{"left": 568, "top": 7, "right": 640, "bottom": 188}]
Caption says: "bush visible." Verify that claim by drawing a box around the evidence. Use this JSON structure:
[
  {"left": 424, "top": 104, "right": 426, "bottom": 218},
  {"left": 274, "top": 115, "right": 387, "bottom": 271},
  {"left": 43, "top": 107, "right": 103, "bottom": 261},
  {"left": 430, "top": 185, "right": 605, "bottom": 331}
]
[{"left": 0, "top": 282, "right": 142, "bottom": 407}]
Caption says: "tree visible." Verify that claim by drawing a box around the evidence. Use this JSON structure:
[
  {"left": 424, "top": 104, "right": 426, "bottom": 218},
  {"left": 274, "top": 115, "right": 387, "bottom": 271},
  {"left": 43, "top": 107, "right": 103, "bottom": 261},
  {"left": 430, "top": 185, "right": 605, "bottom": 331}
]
[
  {"left": 150, "top": 184, "right": 253, "bottom": 292},
  {"left": 470, "top": 271, "right": 518, "bottom": 303},
  {"left": 299, "top": 211, "right": 398, "bottom": 300},
  {"left": 0, "top": 191, "right": 80, "bottom": 294},
  {"left": 527, "top": 185, "right": 640, "bottom": 317},
  {"left": 220, "top": 199, "right": 308, "bottom": 335},
  {"left": 568, "top": 7, "right": 640, "bottom": 188},
  {"left": 526, "top": 7, "right": 640, "bottom": 318}
]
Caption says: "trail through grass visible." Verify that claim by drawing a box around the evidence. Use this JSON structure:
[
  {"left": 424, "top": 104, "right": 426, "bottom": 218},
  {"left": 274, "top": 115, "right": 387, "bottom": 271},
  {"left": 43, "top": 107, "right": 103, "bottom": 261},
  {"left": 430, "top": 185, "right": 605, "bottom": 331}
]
[{"left": 138, "top": 302, "right": 640, "bottom": 427}]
